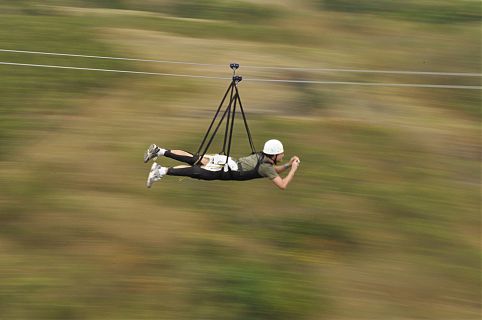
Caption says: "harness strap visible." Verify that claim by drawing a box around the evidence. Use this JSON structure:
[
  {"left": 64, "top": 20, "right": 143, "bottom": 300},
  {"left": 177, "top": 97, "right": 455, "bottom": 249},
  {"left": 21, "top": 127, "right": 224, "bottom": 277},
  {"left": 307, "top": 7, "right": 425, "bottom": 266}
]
[
  {"left": 196, "top": 79, "right": 235, "bottom": 159},
  {"left": 195, "top": 68, "right": 256, "bottom": 166}
]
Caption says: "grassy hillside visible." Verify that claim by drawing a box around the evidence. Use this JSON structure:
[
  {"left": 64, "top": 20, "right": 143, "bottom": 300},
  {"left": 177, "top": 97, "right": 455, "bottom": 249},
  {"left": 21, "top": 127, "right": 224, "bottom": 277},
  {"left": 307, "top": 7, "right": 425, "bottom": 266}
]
[{"left": 0, "top": 1, "right": 480, "bottom": 319}]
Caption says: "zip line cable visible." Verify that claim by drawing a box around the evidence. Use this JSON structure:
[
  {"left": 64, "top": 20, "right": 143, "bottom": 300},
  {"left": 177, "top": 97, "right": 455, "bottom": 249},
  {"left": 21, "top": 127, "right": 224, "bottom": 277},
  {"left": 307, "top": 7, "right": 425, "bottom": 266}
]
[
  {"left": 1, "top": 61, "right": 480, "bottom": 90},
  {"left": 1, "top": 48, "right": 480, "bottom": 77},
  {"left": 245, "top": 65, "right": 481, "bottom": 77},
  {"left": 0, "top": 61, "right": 231, "bottom": 81},
  {"left": 246, "top": 77, "right": 481, "bottom": 89},
  {"left": 0, "top": 49, "right": 222, "bottom": 68}
]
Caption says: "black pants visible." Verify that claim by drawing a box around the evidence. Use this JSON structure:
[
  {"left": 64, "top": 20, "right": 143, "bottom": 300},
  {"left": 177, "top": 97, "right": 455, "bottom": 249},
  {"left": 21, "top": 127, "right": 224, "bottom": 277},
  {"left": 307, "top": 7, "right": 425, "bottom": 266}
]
[
  {"left": 167, "top": 165, "right": 226, "bottom": 180},
  {"left": 164, "top": 150, "right": 260, "bottom": 181},
  {"left": 164, "top": 150, "right": 221, "bottom": 180},
  {"left": 164, "top": 150, "right": 200, "bottom": 166}
]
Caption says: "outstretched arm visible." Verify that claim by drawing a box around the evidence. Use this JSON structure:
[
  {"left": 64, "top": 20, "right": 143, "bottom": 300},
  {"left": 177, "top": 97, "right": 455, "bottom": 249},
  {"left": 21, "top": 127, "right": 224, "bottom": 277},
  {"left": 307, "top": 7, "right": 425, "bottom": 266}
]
[{"left": 271, "top": 157, "right": 300, "bottom": 190}]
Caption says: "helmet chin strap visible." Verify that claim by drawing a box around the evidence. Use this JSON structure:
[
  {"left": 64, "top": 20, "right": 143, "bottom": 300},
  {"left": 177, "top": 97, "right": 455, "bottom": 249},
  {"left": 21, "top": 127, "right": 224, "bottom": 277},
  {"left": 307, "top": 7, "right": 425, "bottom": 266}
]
[
  {"left": 271, "top": 154, "right": 279, "bottom": 165},
  {"left": 263, "top": 153, "right": 279, "bottom": 165}
]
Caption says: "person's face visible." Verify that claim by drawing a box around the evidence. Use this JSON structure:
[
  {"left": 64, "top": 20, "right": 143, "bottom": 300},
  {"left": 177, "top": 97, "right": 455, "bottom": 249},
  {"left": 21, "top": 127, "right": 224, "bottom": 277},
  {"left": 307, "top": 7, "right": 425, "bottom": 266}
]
[{"left": 276, "top": 152, "right": 285, "bottom": 162}]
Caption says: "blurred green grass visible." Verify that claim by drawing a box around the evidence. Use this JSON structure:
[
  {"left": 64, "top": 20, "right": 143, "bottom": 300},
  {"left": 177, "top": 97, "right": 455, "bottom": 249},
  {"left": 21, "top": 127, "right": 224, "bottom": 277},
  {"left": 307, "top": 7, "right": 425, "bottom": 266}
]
[
  {"left": 317, "top": 0, "right": 481, "bottom": 23},
  {"left": 0, "top": 1, "right": 480, "bottom": 320},
  {"left": 0, "top": 14, "right": 128, "bottom": 159}
]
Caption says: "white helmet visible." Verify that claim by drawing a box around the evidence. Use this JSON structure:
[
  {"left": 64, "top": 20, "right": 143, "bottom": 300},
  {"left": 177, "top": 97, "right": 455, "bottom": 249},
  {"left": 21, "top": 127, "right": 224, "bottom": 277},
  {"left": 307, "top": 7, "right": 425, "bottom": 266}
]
[{"left": 263, "top": 139, "right": 284, "bottom": 155}]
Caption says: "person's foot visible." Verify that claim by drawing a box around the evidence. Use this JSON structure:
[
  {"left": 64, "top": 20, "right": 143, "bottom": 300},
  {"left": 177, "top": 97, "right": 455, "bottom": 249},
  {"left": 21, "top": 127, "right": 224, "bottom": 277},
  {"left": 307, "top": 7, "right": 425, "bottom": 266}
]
[
  {"left": 144, "top": 144, "right": 161, "bottom": 163},
  {"left": 146, "top": 162, "right": 165, "bottom": 188}
]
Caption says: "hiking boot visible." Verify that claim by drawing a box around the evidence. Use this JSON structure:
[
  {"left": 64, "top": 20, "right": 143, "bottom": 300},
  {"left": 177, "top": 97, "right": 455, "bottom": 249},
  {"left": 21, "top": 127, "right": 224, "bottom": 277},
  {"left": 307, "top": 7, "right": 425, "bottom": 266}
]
[{"left": 144, "top": 144, "right": 161, "bottom": 163}]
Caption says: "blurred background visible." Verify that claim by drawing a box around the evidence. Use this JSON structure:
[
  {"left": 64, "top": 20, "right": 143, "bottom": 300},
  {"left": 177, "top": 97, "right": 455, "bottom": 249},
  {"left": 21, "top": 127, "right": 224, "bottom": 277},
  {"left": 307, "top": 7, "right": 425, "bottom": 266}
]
[{"left": 0, "top": 1, "right": 480, "bottom": 319}]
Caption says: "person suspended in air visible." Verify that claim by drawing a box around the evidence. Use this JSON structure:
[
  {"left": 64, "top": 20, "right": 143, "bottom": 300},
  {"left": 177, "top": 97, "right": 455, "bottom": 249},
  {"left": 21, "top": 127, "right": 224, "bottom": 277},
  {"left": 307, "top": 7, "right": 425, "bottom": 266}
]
[{"left": 144, "top": 139, "right": 300, "bottom": 190}]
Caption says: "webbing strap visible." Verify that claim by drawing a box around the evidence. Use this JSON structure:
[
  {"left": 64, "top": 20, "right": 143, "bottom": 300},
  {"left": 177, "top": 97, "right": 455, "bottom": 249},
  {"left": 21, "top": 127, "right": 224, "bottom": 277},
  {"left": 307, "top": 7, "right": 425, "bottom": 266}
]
[
  {"left": 196, "top": 84, "right": 237, "bottom": 162},
  {"left": 195, "top": 77, "right": 256, "bottom": 166},
  {"left": 234, "top": 85, "right": 256, "bottom": 154},
  {"left": 222, "top": 86, "right": 235, "bottom": 153},
  {"left": 225, "top": 91, "right": 238, "bottom": 161},
  {"left": 196, "top": 80, "right": 234, "bottom": 156}
]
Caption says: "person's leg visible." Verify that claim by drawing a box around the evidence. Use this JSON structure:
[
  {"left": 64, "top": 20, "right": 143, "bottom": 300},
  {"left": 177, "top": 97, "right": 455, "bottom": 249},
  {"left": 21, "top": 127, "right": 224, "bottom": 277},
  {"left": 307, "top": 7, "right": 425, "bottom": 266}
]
[
  {"left": 164, "top": 150, "right": 209, "bottom": 166},
  {"left": 147, "top": 162, "right": 246, "bottom": 187},
  {"left": 144, "top": 144, "right": 209, "bottom": 165},
  {"left": 166, "top": 165, "right": 220, "bottom": 180}
]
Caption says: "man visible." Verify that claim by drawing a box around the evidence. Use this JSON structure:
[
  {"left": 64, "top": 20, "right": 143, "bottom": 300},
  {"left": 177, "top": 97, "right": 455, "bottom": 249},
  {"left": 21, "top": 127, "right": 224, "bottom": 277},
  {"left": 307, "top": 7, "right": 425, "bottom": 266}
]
[{"left": 144, "top": 139, "right": 300, "bottom": 190}]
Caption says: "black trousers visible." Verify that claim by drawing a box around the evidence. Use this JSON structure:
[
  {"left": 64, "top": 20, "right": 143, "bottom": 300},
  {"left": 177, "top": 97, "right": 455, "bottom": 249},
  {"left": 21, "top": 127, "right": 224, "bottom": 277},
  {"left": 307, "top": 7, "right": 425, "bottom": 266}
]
[
  {"left": 164, "top": 150, "right": 261, "bottom": 181},
  {"left": 167, "top": 165, "right": 225, "bottom": 180},
  {"left": 167, "top": 166, "right": 262, "bottom": 181},
  {"left": 164, "top": 150, "right": 221, "bottom": 180},
  {"left": 164, "top": 150, "right": 200, "bottom": 166}
]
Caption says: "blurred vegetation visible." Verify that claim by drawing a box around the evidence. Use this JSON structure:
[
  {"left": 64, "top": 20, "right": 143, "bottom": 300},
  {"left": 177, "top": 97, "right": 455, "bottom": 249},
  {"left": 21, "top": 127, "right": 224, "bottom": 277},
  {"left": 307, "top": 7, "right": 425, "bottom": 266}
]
[
  {"left": 0, "top": 14, "right": 127, "bottom": 159},
  {"left": 0, "top": 0, "right": 480, "bottom": 319},
  {"left": 316, "top": 0, "right": 481, "bottom": 23},
  {"left": 163, "top": 0, "right": 282, "bottom": 24}
]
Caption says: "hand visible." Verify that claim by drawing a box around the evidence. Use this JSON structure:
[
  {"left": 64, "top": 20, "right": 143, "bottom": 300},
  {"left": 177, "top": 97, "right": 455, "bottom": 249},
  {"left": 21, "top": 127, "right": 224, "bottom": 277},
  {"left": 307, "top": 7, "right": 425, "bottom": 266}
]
[
  {"left": 290, "top": 156, "right": 300, "bottom": 166},
  {"left": 291, "top": 156, "right": 300, "bottom": 170}
]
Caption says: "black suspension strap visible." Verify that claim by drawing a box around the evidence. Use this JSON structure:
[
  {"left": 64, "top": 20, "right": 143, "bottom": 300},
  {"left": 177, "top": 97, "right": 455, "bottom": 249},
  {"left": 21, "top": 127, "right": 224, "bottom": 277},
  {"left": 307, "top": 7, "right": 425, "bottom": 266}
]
[
  {"left": 196, "top": 84, "right": 236, "bottom": 162},
  {"left": 195, "top": 64, "right": 256, "bottom": 166},
  {"left": 234, "top": 84, "right": 256, "bottom": 154},
  {"left": 225, "top": 89, "right": 238, "bottom": 161},
  {"left": 195, "top": 79, "right": 234, "bottom": 157},
  {"left": 222, "top": 84, "right": 234, "bottom": 154}
]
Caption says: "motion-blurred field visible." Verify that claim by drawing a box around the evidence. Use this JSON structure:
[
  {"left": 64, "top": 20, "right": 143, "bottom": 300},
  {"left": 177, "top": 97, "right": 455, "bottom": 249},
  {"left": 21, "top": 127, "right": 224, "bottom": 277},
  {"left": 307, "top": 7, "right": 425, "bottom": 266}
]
[{"left": 0, "top": 1, "right": 480, "bottom": 319}]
